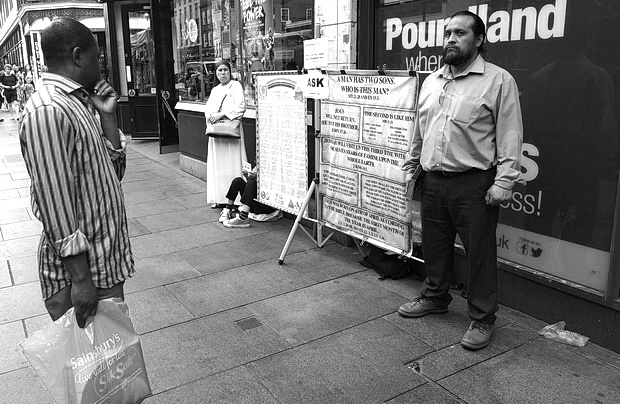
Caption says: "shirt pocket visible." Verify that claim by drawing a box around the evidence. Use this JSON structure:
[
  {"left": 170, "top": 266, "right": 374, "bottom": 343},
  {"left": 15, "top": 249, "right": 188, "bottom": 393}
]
[{"left": 451, "top": 95, "right": 480, "bottom": 124}]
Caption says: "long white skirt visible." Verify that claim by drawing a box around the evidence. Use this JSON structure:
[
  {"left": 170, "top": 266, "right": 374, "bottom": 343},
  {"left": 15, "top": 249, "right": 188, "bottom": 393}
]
[{"left": 206, "top": 127, "right": 247, "bottom": 205}]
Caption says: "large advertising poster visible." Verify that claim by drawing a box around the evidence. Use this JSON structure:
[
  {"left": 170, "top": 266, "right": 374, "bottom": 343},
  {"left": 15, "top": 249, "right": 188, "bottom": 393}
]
[
  {"left": 241, "top": 0, "right": 274, "bottom": 107},
  {"left": 320, "top": 72, "right": 418, "bottom": 253},
  {"left": 255, "top": 73, "right": 308, "bottom": 216},
  {"left": 374, "top": 0, "right": 620, "bottom": 291}
]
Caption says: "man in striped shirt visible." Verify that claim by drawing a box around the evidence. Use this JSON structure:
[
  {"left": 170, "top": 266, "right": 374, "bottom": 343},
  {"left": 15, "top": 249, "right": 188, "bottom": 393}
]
[{"left": 19, "top": 18, "right": 134, "bottom": 328}]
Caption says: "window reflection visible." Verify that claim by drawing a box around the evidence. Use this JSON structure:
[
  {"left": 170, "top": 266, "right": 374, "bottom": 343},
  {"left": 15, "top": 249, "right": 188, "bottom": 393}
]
[
  {"left": 173, "top": 0, "right": 314, "bottom": 106},
  {"left": 129, "top": 11, "right": 156, "bottom": 94}
]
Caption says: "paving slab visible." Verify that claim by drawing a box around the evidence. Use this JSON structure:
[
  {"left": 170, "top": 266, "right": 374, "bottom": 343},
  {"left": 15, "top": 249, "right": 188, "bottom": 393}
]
[
  {"left": 121, "top": 180, "right": 154, "bottom": 193},
  {"left": 10, "top": 171, "right": 30, "bottom": 181},
  {"left": 0, "top": 259, "right": 11, "bottom": 287},
  {"left": 124, "top": 186, "right": 195, "bottom": 205},
  {"left": 0, "top": 219, "right": 42, "bottom": 240},
  {"left": 8, "top": 254, "right": 38, "bottom": 285},
  {"left": 0, "top": 208, "right": 31, "bottom": 225},
  {"left": 128, "top": 218, "right": 152, "bottom": 237},
  {"left": 17, "top": 187, "right": 30, "bottom": 197},
  {"left": 23, "top": 314, "right": 51, "bottom": 337},
  {"left": 247, "top": 272, "right": 409, "bottom": 346},
  {"left": 167, "top": 259, "right": 317, "bottom": 317},
  {"left": 385, "top": 382, "right": 462, "bottom": 404},
  {"left": 384, "top": 295, "right": 472, "bottom": 350},
  {"left": 125, "top": 286, "right": 196, "bottom": 334},
  {"left": 130, "top": 222, "right": 268, "bottom": 260},
  {"left": 145, "top": 366, "right": 279, "bottom": 404},
  {"left": 140, "top": 307, "right": 291, "bottom": 393},
  {"left": 125, "top": 198, "right": 188, "bottom": 219},
  {"left": 439, "top": 338, "right": 620, "bottom": 404},
  {"left": 177, "top": 228, "right": 318, "bottom": 275},
  {"left": 247, "top": 319, "right": 432, "bottom": 404},
  {"left": 170, "top": 191, "right": 208, "bottom": 209},
  {"left": 279, "top": 242, "right": 368, "bottom": 283},
  {"left": 124, "top": 253, "right": 203, "bottom": 294},
  {"left": 0, "top": 188, "right": 19, "bottom": 200},
  {"left": 122, "top": 170, "right": 161, "bottom": 183},
  {"left": 0, "top": 368, "right": 54, "bottom": 404},
  {"left": 140, "top": 177, "right": 205, "bottom": 193},
  {"left": 0, "top": 320, "right": 28, "bottom": 373},
  {"left": 409, "top": 320, "right": 539, "bottom": 381},
  {"left": 0, "top": 196, "right": 30, "bottom": 211},
  {"left": 135, "top": 206, "right": 213, "bottom": 233},
  {"left": 0, "top": 281, "right": 46, "bottom": 324},
  {"left": 126, "top": 162, "right": 163, "bottom": 173},
  {"left": 0, "top": 235, "right": 40, "bottom": 261},
  {"left": 0, "top": 179, "right": 30, "bottom": 191}
]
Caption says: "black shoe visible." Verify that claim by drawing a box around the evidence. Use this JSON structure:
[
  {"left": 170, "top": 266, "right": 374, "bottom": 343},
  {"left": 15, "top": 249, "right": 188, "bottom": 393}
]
[{"left": 398, "top": 295, "right": 448, "bottom": 318}]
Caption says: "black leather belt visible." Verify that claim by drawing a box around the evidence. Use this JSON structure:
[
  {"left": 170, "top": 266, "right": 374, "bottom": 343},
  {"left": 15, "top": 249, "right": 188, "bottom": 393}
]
[{"left": 430, "top": 168, "right": 482, "bottom": 177}]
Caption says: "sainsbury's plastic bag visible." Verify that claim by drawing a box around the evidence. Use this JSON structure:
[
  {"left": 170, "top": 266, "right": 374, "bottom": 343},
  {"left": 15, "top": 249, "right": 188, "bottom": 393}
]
[
  {"left": 538, "top": 321, "right": 589, "bottom": 347},
  {"left": 19, "top": 298, "right": 152, "bottom": 404}
]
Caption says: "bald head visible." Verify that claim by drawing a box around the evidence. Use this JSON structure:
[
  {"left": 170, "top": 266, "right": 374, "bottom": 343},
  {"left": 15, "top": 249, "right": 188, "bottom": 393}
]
[
  {"left": 41, "top": 17, "right": 101, "bottom": 91},
  {"left": 41, "top": 18, "right": 98, "bottom": 69}
]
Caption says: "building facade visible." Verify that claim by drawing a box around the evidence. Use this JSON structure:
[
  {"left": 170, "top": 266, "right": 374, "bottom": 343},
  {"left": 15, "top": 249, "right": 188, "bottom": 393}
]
[
  {"left": 2, "top": 0, "right": 619, "bottom": 352},
  {"left": 0, "top": 0, "right": 106, "bottom": 83}
]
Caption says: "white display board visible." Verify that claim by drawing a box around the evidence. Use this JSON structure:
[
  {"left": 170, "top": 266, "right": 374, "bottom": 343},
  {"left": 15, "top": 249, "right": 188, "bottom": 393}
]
[{"left": 255, "top": 73, "right": 309, "bottom": 216}]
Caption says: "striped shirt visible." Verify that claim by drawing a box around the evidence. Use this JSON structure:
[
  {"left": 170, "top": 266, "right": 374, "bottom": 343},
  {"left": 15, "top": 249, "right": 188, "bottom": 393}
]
[{"left": 19, "top": 73, "right": 134, "bottom": 300}]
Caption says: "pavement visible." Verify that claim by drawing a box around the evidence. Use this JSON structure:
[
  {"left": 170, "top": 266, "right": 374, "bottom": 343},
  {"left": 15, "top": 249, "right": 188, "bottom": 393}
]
[{"left": 1, "top": 108, "right": 620, "bottom": 404}]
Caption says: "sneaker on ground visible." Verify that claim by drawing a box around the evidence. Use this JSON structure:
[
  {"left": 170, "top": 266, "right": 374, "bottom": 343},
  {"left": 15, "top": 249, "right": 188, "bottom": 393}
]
[
  {"left": 223, "top": 216, "right": 250, "bottom": 228},
  {"left": 461, "top": 320, "right": 495, "bottom": 350},
  {"left": 218, "top": 208, "right": 232, "bottom": 223},
  {"left": 398, "top": 295, "right": 448, "bottom": 318}
]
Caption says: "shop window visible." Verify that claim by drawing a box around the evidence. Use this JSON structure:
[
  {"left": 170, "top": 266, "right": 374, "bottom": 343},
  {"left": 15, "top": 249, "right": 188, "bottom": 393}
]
[
  {"left": 173, "top": 0, "right": 314, "bottom": 107},
  {"left": 372, "top": 0, "right": 620, "bottom": 294}
]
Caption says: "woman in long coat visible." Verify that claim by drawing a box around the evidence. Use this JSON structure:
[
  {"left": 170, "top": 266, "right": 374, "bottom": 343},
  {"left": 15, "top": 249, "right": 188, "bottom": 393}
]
[{"left": 204, "top": 60, "right": 247, "bottom": 210}]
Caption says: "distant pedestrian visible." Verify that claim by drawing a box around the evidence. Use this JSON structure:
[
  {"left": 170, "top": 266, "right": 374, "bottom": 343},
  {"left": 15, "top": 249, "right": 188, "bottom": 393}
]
[
  {"left": 0, "top": 63, "right": 19, "bottom": 120},
  {"left": 23, "top": 75, "right": 35, "bottom": 103},
  {"left": 19, "top": 18, "right": 134, "bottom": 328},
  {"left": 399, "top": 11, "right": 523, "bottom": 350}
]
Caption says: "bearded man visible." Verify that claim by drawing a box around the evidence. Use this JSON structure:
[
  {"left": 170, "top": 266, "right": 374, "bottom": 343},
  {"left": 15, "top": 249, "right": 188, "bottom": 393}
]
[{"left": 398, "top": 11, "right": 523, "bottom": 350}]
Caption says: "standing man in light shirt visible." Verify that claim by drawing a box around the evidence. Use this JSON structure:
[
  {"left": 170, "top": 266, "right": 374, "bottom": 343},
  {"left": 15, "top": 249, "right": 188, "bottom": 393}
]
[
  {"left": 399, "top": 11, "right": 523, "bottom": 350},
  {"left": 19, "top": 18, "right": 134, "bottom": 328}
]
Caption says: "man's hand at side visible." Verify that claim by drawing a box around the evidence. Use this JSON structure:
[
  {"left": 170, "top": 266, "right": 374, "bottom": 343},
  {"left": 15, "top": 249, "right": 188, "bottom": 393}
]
[
  {"left": 63, "top": 253, "right": 98, "bottom": 328},
  {"left": 485, "top": 184, "right": 512, "bottom": 206}
]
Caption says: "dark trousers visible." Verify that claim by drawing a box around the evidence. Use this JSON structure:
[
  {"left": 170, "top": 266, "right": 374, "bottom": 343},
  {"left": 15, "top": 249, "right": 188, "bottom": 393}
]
[
  {"left": 226, "top": 177, "right": 274, "bottom": 214},
  {"left": 420, "top": 168, "right": 499, "bottom": 324}
]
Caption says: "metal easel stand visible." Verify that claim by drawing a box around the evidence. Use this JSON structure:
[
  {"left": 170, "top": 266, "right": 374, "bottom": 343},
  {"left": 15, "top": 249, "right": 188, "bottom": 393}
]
[
  {"left": 278, "top": 123, "right": 334, "bottom": 263},
  {"left": 277, "top": 176, "right": 335, "bottom": 264}
]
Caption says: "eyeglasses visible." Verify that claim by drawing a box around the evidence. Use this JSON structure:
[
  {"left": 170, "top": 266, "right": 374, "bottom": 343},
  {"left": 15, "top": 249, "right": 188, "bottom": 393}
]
[{"left": 438, "top": 79, "right": 455, "bottom": 106}]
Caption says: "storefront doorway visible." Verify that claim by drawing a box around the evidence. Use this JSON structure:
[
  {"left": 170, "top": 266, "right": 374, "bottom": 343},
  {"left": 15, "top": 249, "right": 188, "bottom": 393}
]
[{"left": 105, "top": 0, "right": 179, "bottom": 153}]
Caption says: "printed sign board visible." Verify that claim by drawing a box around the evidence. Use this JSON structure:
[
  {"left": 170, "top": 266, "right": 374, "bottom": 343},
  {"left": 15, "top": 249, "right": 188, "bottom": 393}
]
[{"left": 319, "top": 71, "right": 418, "bottom": 254}]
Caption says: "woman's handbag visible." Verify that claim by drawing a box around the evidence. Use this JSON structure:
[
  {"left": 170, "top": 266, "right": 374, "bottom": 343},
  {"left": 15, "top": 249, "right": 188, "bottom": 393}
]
[
  {"left": 206, "top": 118, "right": 241, "bottom": 138},
  {"left": 205, "top": 93, "right": 241, "bottom": 138}
]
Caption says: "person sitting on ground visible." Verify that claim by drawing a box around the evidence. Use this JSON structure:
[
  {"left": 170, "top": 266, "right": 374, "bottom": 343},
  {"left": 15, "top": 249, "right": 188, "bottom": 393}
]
[{"left": 220, "top": 164, "right": 282, "bottom": 228}]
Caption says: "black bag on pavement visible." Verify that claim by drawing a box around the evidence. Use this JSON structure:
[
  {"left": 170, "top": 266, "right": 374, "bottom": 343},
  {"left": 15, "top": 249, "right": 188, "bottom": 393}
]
[{"left": 361, "top": 245, "right": 426, "bottom": 280}]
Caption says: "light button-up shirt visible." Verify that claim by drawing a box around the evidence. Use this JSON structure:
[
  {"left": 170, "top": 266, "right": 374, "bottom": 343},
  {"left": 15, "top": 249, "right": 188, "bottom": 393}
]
[{"left": 406, "top": 55, "right": 523, "bottom": 189}]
